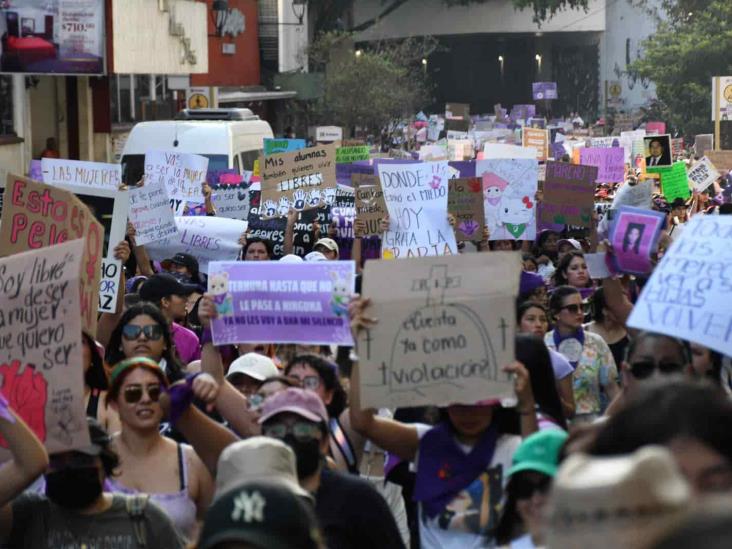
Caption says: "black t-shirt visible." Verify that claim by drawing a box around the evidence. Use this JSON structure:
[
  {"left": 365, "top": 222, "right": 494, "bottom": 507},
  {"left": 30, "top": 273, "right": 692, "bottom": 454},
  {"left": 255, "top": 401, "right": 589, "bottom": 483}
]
[{"left": 316, "top": 469, "right": 405, "bottom": 549}]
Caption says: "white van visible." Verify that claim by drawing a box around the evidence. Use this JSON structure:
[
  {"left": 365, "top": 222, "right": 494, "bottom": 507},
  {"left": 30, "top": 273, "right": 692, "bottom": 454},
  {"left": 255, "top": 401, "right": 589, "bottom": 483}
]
[{"left": 120, "top": 108, "right": 273, "bottom": 184}]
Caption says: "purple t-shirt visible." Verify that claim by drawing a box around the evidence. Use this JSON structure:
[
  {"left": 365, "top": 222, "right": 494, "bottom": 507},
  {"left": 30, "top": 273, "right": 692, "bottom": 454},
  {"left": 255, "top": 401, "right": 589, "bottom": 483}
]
[
  {"left": 171, "top": 323, "right": 201, "bottom": 365},
  {"left": 549, "top": 348, "right": 574, "bottom": 380}
]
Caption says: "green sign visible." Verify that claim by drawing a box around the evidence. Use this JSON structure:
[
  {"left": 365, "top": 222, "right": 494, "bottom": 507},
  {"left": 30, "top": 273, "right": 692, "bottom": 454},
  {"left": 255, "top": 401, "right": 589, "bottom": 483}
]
[
  {"left": 336, "top": 146, "right": 370, "bottom": 164},
  {"left": 648, "top": 161, "right": 691, "bottom": 201}
]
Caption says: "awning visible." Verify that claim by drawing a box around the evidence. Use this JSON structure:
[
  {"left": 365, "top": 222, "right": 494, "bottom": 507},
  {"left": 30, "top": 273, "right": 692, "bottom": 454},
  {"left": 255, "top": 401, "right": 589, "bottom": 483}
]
[{"left": 218, "top": 90, "right": 298, "bottom": 103}]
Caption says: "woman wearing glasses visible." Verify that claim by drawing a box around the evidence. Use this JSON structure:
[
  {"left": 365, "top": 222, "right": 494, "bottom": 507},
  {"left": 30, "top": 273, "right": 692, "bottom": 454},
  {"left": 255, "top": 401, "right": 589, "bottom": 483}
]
[
  {"left": 104, "top": 357, "right": 213, "bottom": 541},
  {"left": 545, "top": 286, "right": 619, "bottom": 423}
]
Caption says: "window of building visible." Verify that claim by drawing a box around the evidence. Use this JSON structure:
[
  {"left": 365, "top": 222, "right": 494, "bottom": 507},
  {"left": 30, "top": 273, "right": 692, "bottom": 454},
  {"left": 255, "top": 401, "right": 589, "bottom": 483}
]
[{"left": 0, "top": 75, "right": 15, "bottom": 136}]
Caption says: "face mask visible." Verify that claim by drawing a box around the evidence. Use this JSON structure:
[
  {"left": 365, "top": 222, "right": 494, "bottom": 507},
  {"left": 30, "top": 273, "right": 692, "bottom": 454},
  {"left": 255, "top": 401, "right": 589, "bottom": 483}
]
[
  {"left": 45, "top": 467, "right": 103, "bottom": 509},
  {"left": 284, "top": 435, "right": 322, "bottom": 479}
]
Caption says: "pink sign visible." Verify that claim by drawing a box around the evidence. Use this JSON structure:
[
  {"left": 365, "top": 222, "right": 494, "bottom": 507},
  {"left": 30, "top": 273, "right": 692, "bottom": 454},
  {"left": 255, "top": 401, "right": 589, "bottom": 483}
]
[
  {"left": 579, "top": 147, "right": 625, "bottom": 183},
  {"left": 646, "top": 121, "right": 666, "bottom": 134}
]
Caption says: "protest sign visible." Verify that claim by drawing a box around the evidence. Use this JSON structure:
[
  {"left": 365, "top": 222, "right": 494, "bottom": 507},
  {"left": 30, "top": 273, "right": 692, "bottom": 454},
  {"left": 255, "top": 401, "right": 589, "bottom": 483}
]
[
  {"left": 671, "top": 138, "right": 685, "bottom": 157},
  {"left": 541, "top": 162, "right": 598, "bottom": 227},
  {"left": 128, "top": 179, "right": 178, "bottom": 246},
  {"left": 648, "top": 161, "right": 691, "bottom": 201},
  {"left": 145, "top": 151, "right": 208, "bottom": 202},
  {"left": 379, "top": 162, "right": 458, "bottom": 259},
  {"left": 29, "top": 159, "right": 43, "bottom": 181},
  {"left": 612, "top": 179, "right": 653, "bottom": 210},
  {"left": 627, "top": 215, "right": 732, "bottom": 357},
  {"left": 211, "top": 181, "right": 253, "bottom": 221},
  {"left": 336, "top": 146, "right": 370, "bottom": 164},
  {"left": 706, "top": 150, "right": 732, "bottom": 172},
  {"left": 263, "top": 138, "right": 306, "bottom": 156},
  {"left": 687, "top": 157, "right": 720, "bottom": 192},
  {"left": 585, "top": 252, "right": 612, "bottom": 279},
  {"left": 208, "top": 261, "right": 355, "bottom": 346},
  {"left": 522, "top": 128, "right": 549, "bottom": 161},
  {"left": 483, "top": 143, "right": 537, "bottom": 160},
  {"left": 694, "top": 134, "right": 714, "bottom": 158},
  {"left": 646, "top": 121, "right": 666, "bottom": 134},
  {"left": 447, "top": 140, "right": 473, "bottom": 161},
  {"left": 260, "top": 144, "right": 337, "bottom": 216},
  {"left": 643, "top": 134, "right": 673, "bottom": 167},
  {"left": 353, "top": 174, "right": 387, "bottom": 237},
  {"left": 608, "top": 206, "right": 666, "bottom": 276},
  {"left": 445, "top": 119, "right": 470, "bottom": 133},
  {"left": 511, "top": 105, "right": 536, "bottom": 122},
  {"left": 477, "top": 159, "right": 538, "bottom": 241},
  {"left": 145, "top": 216, "right": 248, "bottom": 274},
  {"left": 532, "top": 82, "right": 558, "bottom": 100},
  {"left": 419, "top": 144, "right": 449, "bottom": 161},
  {"left": 579, "top": 147, "right": 625, "bottom": 183},
  {"left": 428, "top": 115, "right": 445, "bottom": 141},
  {"left": 316, "top": 126, "right": 343, "bottom": 142},
  {"left": 357, "top": 253, "right": 519, "bottom": 409},
  {"left": 0, "top": 239, "right": 90, "bottom": 459},
  {"left": 448, "top": 177, "right": 485, "bottom": 241},
  {"left": 0, "top": 175, "right": 103, "bottom": 336},
  {"left": 445, "top": 103, "right": 470, "bottom": 120},
  {"left": 40, "top": 159, "right": 121, "bottom": 191}
]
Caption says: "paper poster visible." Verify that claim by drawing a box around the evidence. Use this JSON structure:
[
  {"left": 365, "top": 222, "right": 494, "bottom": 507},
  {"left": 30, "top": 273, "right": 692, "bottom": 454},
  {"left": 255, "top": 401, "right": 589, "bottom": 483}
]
[
  {"left": 337, "top": 146, "right": 371, "bottom": 164},
  {"left": 608, "top": 206, "right": 666, "bottom": 276},
  {"left": 646, "top": 121, "right": 666, "bottom": 135},
  {"left": 694, "top": 134, "right": 714, "bottom": 158},
  {"left": 447, "top": 139, "right": 473, "bottom": 161},
  {"left": 145, "top": 216, "right": 248, "bottom": 274},
  {"left": 579, "top": 147, "right": 625, "bottom": 183},
  {"left": 477, "top": 159, "right": 538, "bottom": 241},
  {"left": 263, "top": 138, "right": 306, "bottom": 156},
  {"left": 98, "top": 259, "right": 122, "bottom": 313},
  {"left": 353, "top": 174, "right": 387, "bottom": 237},
  {"left": 260, "top": 144, "right": 337, "bottom": 216},
  {"left": 522, "top": 128, "right": 549, "bottom": 161},
  {"left": 0, "top": 239, "right": 90, "bottom": 459},
  {"left": 379, "top": 162, "right": 458, "bottom": 259},
  {"left": 40, "top": 159, "right": 121, "bottom": 191},
  {"left": 532, "top": 82, "right": 558, "bottom": 100},
  {"left": 643, "top": 134, "right": 673, "bottom": 168},
  {"left": 316, "top": 127, "right": 343, "bottom": 142},
  {"left": 541, "top": 162, "right": 598, "bottom": 227},
  {"left": 671, "top": 138, "right": 685, "bottom": 157},
  {"left": 585, "top": 252, "right": 612, "bottom": 279},
  {"left": 208, "top": 261, "right": 355, "bottom": 346},
  {"left": 611, "top": 180, "right": 653, "bottom": 210},
  {"left": 145, "top": 151, "right": 209, "bottom": 202},
  {"left": 511, "top": 105, "right": 536, "bottom": 121},
  {"left": 128, "top": 180, "right": 177, "bottom": 246},
  {"left": 706, "top": 151, "right": 732, "bottom": 172},
  {"left": 448, "top": 177, "right": 485, "bottom": 241},
  {"left": 687, "top": 157, "right": 720, "bottom": 193},
  {"left": 648, "top": 162, "right": 691, "bottom": 201},
  {"left": 445, "top": 119, "right": 470, "bottom": 133},
  {"left": 0, "top": 175, "right": 103, "bottom": 336},
  {"left": 445, "top": 103, "right": 470, "bottom": 120},
  {"left": 357, "top": 253, "right": 519, "bottom": 409},
  {"left": 419, "top": 144, "right": 449, "bottom": 161},
  {"left": 211, "top": 182, "right": 253, "bottom": 221},
  {"left": 627, "top": 215, "right": 732, "bottom": 357},
  {"left": 483, "top": 144, "right": 537, "bottom": 160}
]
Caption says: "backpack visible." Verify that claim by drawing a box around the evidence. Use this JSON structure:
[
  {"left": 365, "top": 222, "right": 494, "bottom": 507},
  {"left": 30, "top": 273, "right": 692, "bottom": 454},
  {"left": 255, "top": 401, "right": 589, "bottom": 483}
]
[{"left": 125, "top": 494, "right": 150, "bottom": 548}]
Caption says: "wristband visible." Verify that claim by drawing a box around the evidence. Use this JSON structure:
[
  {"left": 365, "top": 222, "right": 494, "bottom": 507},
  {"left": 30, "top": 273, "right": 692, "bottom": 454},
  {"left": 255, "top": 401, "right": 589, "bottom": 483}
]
[
  {"left": 200, "top": 326, "right": 214, "bottom": 346},
  {"left": 0, "top": 392, "right": 16, "bottom": 424},
  {"left": 166, "top": 373, "right": 201, "bottom": 425}
]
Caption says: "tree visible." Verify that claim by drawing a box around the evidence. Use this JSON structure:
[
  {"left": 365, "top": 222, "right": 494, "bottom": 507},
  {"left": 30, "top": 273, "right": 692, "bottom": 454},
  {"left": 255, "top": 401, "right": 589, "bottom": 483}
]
[{"left": 629, "top": 0, "right": 732, "bottom": 138}]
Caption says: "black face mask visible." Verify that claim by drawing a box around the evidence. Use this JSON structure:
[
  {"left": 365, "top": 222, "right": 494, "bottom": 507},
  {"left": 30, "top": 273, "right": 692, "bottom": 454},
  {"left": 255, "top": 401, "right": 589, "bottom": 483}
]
[
  {"left": 45, "top": 467, "right": 103, "bottom": 509},
  {"left": 284, "top": 435, "right": 322, "bottom": 479}
]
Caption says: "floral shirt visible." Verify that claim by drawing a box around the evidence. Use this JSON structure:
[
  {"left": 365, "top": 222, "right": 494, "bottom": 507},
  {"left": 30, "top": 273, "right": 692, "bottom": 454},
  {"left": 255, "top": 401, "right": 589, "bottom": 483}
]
[{"left": 545, "top": 330, "right": 618, "bottom": 415}]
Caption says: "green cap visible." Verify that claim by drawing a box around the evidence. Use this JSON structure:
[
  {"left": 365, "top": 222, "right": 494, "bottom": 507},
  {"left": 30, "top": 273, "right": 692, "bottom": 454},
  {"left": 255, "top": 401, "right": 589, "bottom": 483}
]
[{"left": 507, "top": 430, "right": 568, "bottom": 478}]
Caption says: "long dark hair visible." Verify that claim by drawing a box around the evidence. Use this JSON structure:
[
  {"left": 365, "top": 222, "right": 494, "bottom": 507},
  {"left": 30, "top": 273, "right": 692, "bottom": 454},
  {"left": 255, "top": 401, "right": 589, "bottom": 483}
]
[
  {"left": 83, "top": 331, "right": 108, "bottom": 391},
  {"left": 105, "top": 302, "right": 185, "bottom": 383},
  {"left": 552, "top": 250, "right": 589, "bottom": 288},
  {"left": 622, "top": 223, "right": 645, "bottom": 253},
  {"left": 285, "top": 354, "right": 346, "bottom": 418}
]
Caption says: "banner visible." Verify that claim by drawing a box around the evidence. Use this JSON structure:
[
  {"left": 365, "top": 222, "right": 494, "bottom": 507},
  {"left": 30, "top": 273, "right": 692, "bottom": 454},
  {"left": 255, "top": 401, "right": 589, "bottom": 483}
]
[
  {"left": 648, "top": 161, "right": 691, "bottom": 201},
  {"left": 357, "top": 253, "right": 519, "bottom": 409},
  {"left": 0, "top": 175, "right": 103, "bottom": 336},
  {"left": 448, "top": 177, "right": 485, "bottom": 241},
  {"left": 608, "top": 206, "right": 666, "bottom": 276},
  {"left": 145, "top": 216, "right": 248, "bottom": 274},
  {"left": 522, "top": 128, "right": 549, "bottom": 161},
  {"left": 353, "top": 174, "right": 387, "bottom": 237},
  {"left": 379, "top": 162, "right": 458, "bottom": 259},
  {"left": 541, "top": 162, "right": 598, "bottom": 227},
  {"left": 263, "top": 138, "right": 306, "bottom": 156},
  {"left": 687, "top": 157, "right": 720, "bottom": 193},
  {"left": 579, "top": 147, "right": 625, "bottom": 183},
  {"left": 532, "top": 82, "right": 558, "bottom": 100},
  {"left": 0, "top": 239, "right": 90, "bottom": 459},
  {"left": 336, "top": 146, "right": 371, "bottom": 164},
  {"left": 128, "top": 180, "right": 177, "bottom": 246},
  {"left": 41, "top": 159, "right": 121, "bottom": 191},
  {"left": 208, "top": 261, "right": 355, "bottom": 346},
  {"left": 627, "top": 215, "right": 732, "bottom": 357},
  {"left": 145, "top": 151, "right": 208, "bottom": 202}
]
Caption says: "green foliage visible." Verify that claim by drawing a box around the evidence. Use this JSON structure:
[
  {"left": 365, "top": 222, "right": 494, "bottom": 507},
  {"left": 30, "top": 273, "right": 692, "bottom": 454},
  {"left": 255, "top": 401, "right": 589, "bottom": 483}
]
[{"left": 441, "top": 0, "right": 589, "bottom": 24}]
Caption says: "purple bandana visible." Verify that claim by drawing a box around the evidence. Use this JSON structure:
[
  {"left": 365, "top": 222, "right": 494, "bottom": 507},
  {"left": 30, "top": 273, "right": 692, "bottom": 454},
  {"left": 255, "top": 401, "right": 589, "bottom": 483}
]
[
  {"left": 553, "top": 327, "right": 585, "bottom": 369},
  {"left": 166, "top": 373, "right": 201, "bottom": 425}
]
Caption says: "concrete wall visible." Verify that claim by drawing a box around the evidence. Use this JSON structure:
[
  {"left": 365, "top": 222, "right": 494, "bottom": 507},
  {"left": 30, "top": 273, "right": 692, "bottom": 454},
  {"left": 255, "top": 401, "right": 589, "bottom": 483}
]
[
  {"left": 30, "top": 77, "right": 58, "bottom": 158},
  {"left": 278, "top": 0, "right": 308, "bottom": 72}
]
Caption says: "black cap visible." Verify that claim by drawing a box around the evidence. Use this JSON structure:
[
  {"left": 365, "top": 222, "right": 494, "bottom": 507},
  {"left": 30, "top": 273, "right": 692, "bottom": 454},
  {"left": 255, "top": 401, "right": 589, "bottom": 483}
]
[
  {"left": 670, "top": 197, "right": 687, "bottom": 209},
  {"left": 139, "top": 272, "right": 199, "bottom": 303},
  {"left": 162, "top": 253, "right": 199, "bottom": 275},
  {"left": 198, "top": 480, "right": 322, "bottom": 549}
]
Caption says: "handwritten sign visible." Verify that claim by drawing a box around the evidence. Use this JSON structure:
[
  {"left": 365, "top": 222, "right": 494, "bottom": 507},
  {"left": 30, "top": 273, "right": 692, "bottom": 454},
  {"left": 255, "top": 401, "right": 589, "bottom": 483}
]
[
  {"left": 608, "top": 206, "right": 666, "bottom": 276},
  {"left": 260, "top": 144, "right": 337, "bottom": 215},
  {"left": 522, "top": 128, "right": 549, "bottom": 161},
  {"left": 687, "top": 157, "right": 720, "bottom": 193},
  {"left": 648, "top": 161, "right": 691, "bottom": 201},
  {"left": 41, "top": 159, "right": 121, "bottom": 191},
  {"left": 98, "top": 259, "right": 122, "bottom": 313},
  {"left": 128, "top": 180, "right": 178, "bottom": 246},
  {"left": 579, "top": 147, "right": 625, "bottom": 183},
  {"left": 0, "top": 175, "right": 103, "bottom": 336},
  {"left": 0, "top": 239, "right": 90, "bottom": 458},
  {"left": 705, "top": 151, "right": 732, "bottom": 173},
  {"left": 145, "top": 151, "right": 208, "bottom": 202},
  {"left": 357, "top": 253, "right": 519, "bottom": 409},
  {"left": 483, "top": 143, "right": 537, "bottom": 160},
  {"left": 448, "top": 177, "right": 485, "bottom": 241},
  {"left": 627, "top": 215, "right": 732, "bottom": 356},
  {"left": 353, "top": 174, "right": 387, "bottom": 237},
  {"left": 264, "top": 138, "right": 306, "bottom": 156},
  {"left": 379, "top": 162, "right": 458, "bottom": 259},
  {"left": 541, "top": 162, "right": 598, "bottom": 227},
  {"left": 336, "top": 146, "right": 371, "bottom": 164},
  {"left": 209, "top": 261, "right": 355, "bottom": 346}
]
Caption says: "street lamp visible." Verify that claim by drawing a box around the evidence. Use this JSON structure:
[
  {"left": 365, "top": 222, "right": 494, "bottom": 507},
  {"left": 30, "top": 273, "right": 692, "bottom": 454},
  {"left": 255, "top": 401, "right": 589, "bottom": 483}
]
[
  {"left": 211, "top": 0, "right": 229, "bottom": 37},
  {"left": 535, "top": 53, "right": 542, "bottom": 73},
  {"left": 292, "top": 0, "right": 307, "bottom": 25}
]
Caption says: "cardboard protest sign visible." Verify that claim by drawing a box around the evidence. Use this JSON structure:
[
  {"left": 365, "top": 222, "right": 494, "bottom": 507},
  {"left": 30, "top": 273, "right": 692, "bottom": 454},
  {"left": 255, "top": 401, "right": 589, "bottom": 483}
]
[
  {"left": 445, "top": 103, "right": 470, "bottom": 120},
  {"left": 211, "top": 181, "right": 253, "bottom": 221},
  {"left": 379, "top": 162, "right": 458, "bottom": 259},
  {"left": 648, "top": 161, "right": 691, "bottom": 201},
  {"left": 687, "top": 157, "right": 720, "bottom": 193},
  {"left": 208, "top": 261, "right": 355, "bottom": 346},
  {"left": 477, "top": 159, "right": 538, "bottom": 241},
  {"left": 145, "top": 151, "right": 208, "bottom": 202},
  {"left": 352, "top": 174, "right": 387, "bottom": 237},
  {"left": 41, "top": 159, "right": 121, "bottom": 191},
  {"left": 522, "top": 128, "right": 549, "bottom": 161},
  {"left": 627, "top": 215, "right": 732, "bottom": 357},
  {"left": 447, "top": 139, "right": 473, "bottom": 161},
  {"left": 0, "top": 175, "right": 103, "bottom": 336},
  {"left": 541, "top": 162, "right": 598, "bottom": 227},
  {"left": 579, "top": 147, "right": 625, "bottom": 183},
  {"left": 0, "top": 239, "right": 90, "bottom": 459},
  {"left": 448, "top": 177, "right": 485, "bottom": 241},
  {"left": 98, "top": 259, "right": 122, "bottom": 314},
  {"left": 263, "top": 138, "right": 306, "bottom": 156},
  {"left": 445, "top": 118, "right": 470, "bottom": 133},
  {"left": 357, "top": 253, "right": 519, "bottom": 409},
  {"left": 260, "top": 144, "right": 337, "bottom": 216},
  {"left": 145, "top": 216, "right": 248, "bottom": 274},
  {"left": 336, "top": 146, "right": 370, "bottom": 164},
  {"left": 129, "top": 179, "right": 178, "bottom": 246},
  {"left": 706, "top": 150, "right": 732, "bottom": 172},
  {"left": 694, "top": 134, "right": 714, "bottom": 158},
  {"left": 643, "top": 134, "right": 673, "bottom": 167},
  {"left": 483, "top": 143, "right": 537, "bottom": 160},
  {"left": 608, "top": 206, "right": 666, "bottom": 276}
]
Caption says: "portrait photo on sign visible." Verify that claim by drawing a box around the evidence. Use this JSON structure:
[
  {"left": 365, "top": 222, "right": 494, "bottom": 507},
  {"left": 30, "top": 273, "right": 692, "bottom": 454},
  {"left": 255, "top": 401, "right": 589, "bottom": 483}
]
[
  {"left": 643, "top": 134, "right": 672, "bottom": 167},
  {"left": 608, "top": 206, "right": 666, "bottom": 276}
]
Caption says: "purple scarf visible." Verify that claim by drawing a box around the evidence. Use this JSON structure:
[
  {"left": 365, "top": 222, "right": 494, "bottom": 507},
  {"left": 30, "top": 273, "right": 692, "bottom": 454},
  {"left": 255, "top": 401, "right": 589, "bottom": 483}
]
[
  {"left": 553, "top": 327, "right": 585, "bottom": 369},
  {"left": 413, "top": 422, "right": 498, "bottom": 518}
]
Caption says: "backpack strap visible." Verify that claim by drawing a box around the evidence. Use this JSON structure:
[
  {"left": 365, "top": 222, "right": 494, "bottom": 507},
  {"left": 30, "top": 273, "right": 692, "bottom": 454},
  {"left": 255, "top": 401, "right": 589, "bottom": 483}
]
[{"left": 125, "top": 494, "right": 150, "bottom": 548}]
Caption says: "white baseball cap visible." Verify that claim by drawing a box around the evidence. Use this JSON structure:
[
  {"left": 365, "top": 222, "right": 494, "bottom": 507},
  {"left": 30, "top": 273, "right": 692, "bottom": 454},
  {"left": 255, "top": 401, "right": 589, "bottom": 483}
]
[
  {"left": 226, "top": 353, "right": 279, "bottom": 382},
  {"left": 279, "top": 254, "right": 304, "bottom": 263},
  {"left": 304, "top": 251, "right": 328, "bottom": 262}
]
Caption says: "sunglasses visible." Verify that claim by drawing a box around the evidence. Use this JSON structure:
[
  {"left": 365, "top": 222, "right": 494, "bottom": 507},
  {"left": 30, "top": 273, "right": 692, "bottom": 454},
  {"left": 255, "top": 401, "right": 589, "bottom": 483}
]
[
  {"left": 290, "top": 375, "right": 320, "bottom": 391},
  {"left": 513, "top": 474, "right": 552, "bottom": 500},
  {"left": 123, "top": 383, "right": 162, "bottom": 404},
  {"left": 629, "top": 360, "right": 685, "bottom": 380},
  {"left": 262, "top": 421, "right": 322, "bottom": 442},
  {"left": 248, "top": 393, "right": 266, "bottom": 411},
  {"left": 559, "top": 303, "right": 585, "bottom": 314},
  {"left": 122, "top": 324, "right": 164, "bottom": 341}
]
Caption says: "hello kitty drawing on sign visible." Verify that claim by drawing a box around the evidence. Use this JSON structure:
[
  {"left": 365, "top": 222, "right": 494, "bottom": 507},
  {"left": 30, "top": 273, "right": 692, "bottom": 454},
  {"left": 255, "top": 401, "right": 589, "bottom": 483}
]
[
  {"left": 482, "top": 172, "right": 508, "bottom": 234},
  {"left": 209, "top": 272, "right": 234, "bottom": 317},
  {"left": 330, "top": 270, "right": 351, "bottom": 317},
  {"left": 496, "top": 189, "right": 535, "bottom": 240}
]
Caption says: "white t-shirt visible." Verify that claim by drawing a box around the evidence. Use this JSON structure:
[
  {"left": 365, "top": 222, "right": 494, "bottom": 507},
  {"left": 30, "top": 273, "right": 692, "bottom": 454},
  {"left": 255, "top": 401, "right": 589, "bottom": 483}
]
[{"left": 413, "top": 424, "right": 521, "bottom": 549}]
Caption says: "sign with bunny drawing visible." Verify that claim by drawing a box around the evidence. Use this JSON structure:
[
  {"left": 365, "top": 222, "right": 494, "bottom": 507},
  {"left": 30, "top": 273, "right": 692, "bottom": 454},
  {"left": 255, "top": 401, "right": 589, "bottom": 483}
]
[{"left": 260, "top": 144, "right": 337, "bottom": 218}]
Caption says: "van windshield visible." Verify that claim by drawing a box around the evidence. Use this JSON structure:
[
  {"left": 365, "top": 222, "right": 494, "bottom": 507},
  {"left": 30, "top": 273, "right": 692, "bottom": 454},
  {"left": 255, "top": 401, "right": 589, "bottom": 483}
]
[{"left": 121, "top": 154, "right": 229, "bottom": 185}]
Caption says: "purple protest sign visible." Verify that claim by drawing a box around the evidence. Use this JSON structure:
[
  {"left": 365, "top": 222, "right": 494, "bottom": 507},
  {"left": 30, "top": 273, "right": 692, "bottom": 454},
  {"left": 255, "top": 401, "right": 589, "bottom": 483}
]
[
  {"left": 336, "top": 163, "right": 373, "bottom": 185},
  {"left": 208, "top": 261, "right": 356, "bottom": 345},
  {"left": 510, "top": 104, "right": 536, "bottom": 122},
  {"left": 579, "top": 147, "right": 625, "bottom": 183},
  {"left": 532, "top": 82, "right": 558, "bottom": 100},
  {"left": 29, "top": 160, "right": 43, "bottom": 181},
  {"left": 608, "top": 206, "right": 665, "bottom": 276}
]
